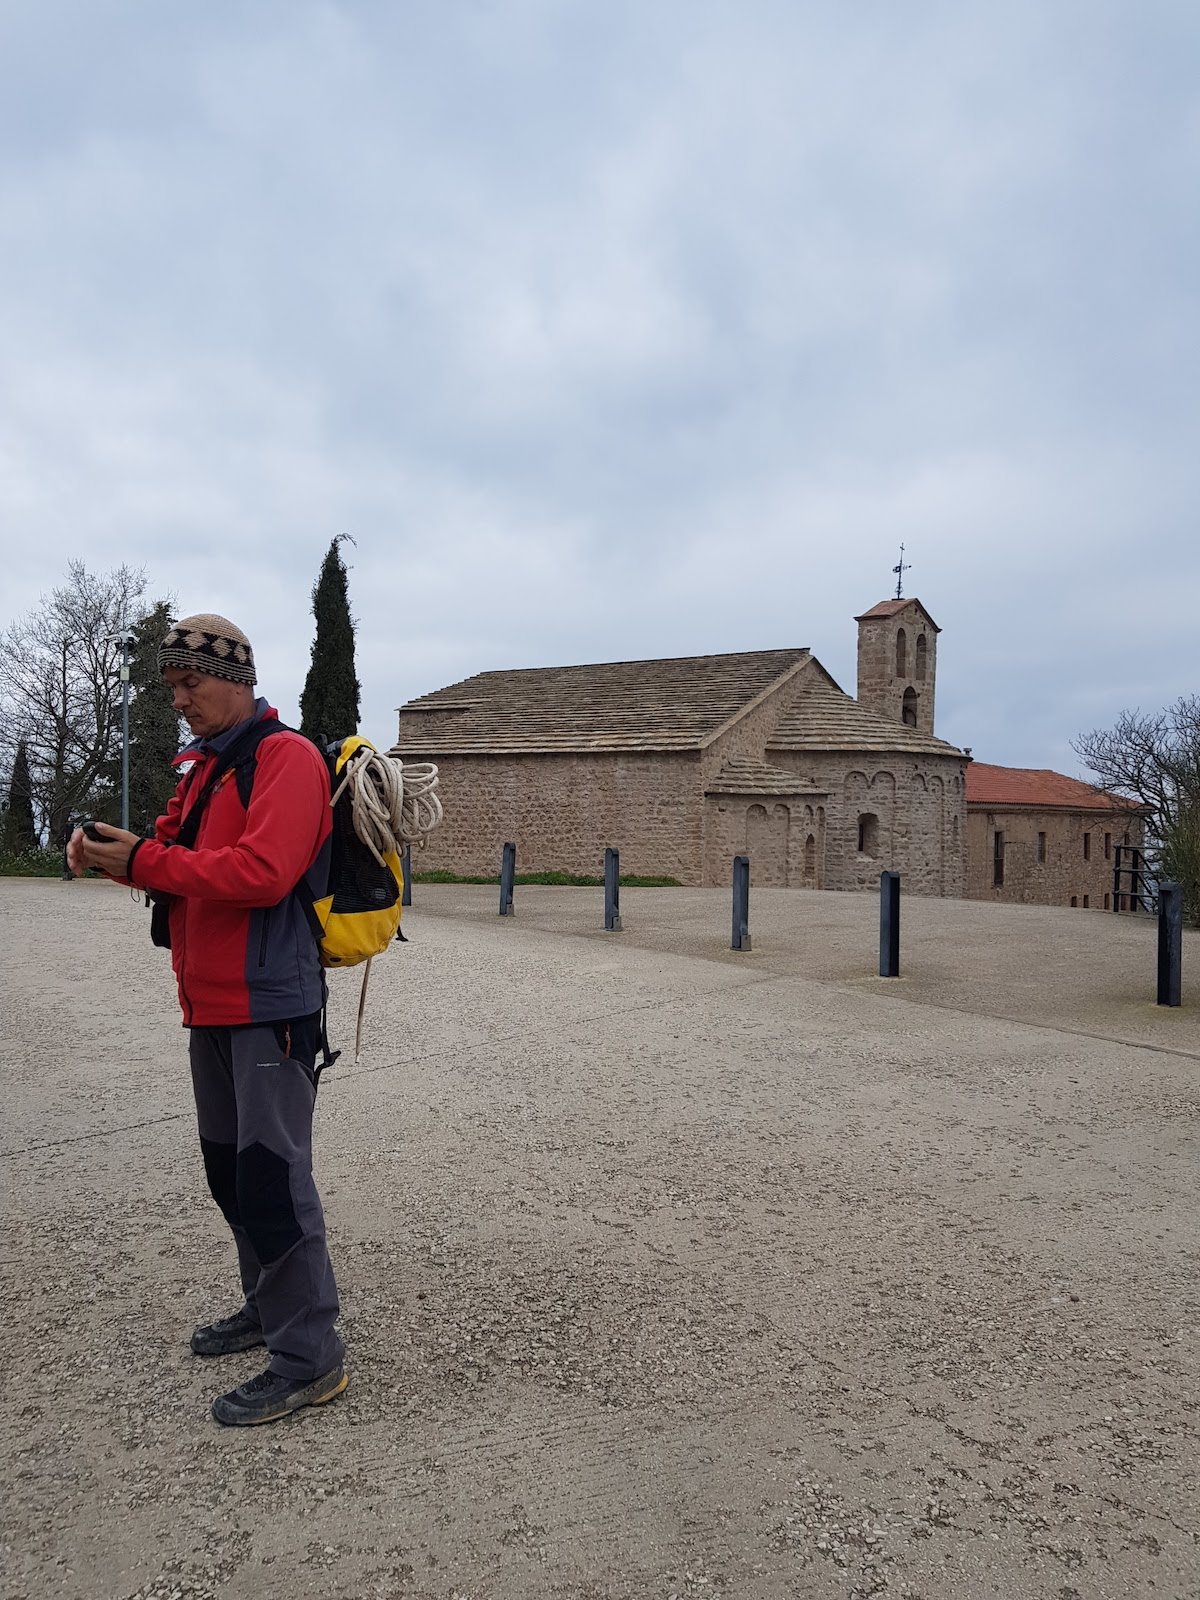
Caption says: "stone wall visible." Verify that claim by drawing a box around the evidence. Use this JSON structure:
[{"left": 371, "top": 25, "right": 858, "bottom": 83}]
[
  {"left": 767, "top": 750, "right": 968, "bottom": 895},
  {"left": 856, "top": 610, "right": 938, "bottom": 737},
  {"left": 965, "top": 807, "right": 1147, "bottom": 910},
  {"left": 703, "top": 795, "right": 828, "bottom": 888},
  {"left": 401, "top": 750, "right": 705, "bottom": 883},
  {"left": 403, "top": 742, "right": 969, "bottom": 892}
]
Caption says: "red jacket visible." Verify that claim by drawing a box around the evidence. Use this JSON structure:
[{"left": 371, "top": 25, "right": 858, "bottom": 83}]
[{"left": 129, "top": 707, "right": 332, "bottom": 1027}]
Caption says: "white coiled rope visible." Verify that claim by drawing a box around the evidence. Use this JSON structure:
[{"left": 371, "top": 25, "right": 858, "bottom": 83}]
[
  {"left": 330, "top": 747, "right": 443, "bottom": 866},
  {"left": 328, "top": 745, "right": 442, "bottom": 1061}
]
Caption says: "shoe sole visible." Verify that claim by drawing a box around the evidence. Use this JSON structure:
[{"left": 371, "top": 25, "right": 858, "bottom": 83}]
[{"left": 211, "top": 1368, "right": 349, "bottom": 1427}]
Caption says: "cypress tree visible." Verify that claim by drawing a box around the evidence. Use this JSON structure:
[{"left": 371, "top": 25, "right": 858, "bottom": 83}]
[
  {"left": 300, "top": 535, "right": 361, "bottom": 741},
  {"left": 3, "top": 739, "right": 38, "bottom": 852},
  {"left": 126, "top": 600, "right": 184, "bottom": 835}
]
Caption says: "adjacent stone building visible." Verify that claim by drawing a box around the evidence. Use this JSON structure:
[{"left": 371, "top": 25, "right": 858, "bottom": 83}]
[
  {"left": 965, "top": 764, "right": 1147, "bottom": 912},
  {"left": 394, "top": 597, "right": 970, "bottom": 892}
]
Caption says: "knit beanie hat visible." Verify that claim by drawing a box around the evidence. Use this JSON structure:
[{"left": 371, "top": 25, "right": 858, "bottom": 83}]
[{"left": 158, "top": 613, "right": 257, "bottom": 686}]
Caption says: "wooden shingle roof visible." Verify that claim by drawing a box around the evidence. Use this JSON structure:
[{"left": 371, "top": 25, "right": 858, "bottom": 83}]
[
  {"left": 769, "top": 669, "right": 965, "bottom": 758},
  {"left": 397, "top": 649, "right": 811, "bottom": 754}
]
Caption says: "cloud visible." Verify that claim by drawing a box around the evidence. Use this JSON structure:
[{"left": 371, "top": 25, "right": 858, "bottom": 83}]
[{"left": 0, "top": 0, "right": 1196, "bottom": 764}]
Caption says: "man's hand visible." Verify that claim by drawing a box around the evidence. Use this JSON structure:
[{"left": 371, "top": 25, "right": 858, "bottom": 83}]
[{"left": 69, "top": 822, "right": 140, "bottom": 880}]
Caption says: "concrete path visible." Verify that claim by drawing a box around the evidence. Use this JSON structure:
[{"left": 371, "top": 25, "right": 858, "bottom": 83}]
[{"left": 2, "top": 878, "right": 1197, "bottom": 1599}]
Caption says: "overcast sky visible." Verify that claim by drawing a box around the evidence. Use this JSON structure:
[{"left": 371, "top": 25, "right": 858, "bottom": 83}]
[{"left": 2, "top": 1, "right": 1196, "bottom": 773}]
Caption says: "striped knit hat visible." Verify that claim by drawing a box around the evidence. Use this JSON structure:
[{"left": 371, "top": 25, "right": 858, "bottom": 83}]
[{"left": 158, "top": 613, "right": 257, "bottom": 686}]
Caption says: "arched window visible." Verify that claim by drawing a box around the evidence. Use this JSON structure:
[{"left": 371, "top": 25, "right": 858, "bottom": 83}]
[
  {"left": 857, "top": 813, "right": 879, "bottom": 855},
  {"left": 902, "top": 687, "right": 918, "bottom": 727},
  {"left": 915, "top": 634, "right": 928, "bottom": 682},
  {"left": 804, "top": 833, "right": 816, "bottom": 881},
  {"left": 895, "top": 627, "right": 907, "bottom": 678}
]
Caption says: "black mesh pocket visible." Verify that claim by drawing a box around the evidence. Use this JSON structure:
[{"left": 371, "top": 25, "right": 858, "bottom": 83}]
[{"left": 327, "top": 794, "right": 400, "bottom": 914}]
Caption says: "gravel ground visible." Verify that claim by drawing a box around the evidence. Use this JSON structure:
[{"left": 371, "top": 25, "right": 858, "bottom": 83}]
[{"left": 1, "top": 876, "right": 1197, "bottom": 1600}]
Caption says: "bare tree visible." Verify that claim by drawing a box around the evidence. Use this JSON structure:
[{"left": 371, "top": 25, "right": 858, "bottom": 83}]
[
  {"left": 1074, "top": 696, "right": 1200, "bottom": 924},
  {"left": 0, "top": 562, "right": 149, "bottom": 848}
]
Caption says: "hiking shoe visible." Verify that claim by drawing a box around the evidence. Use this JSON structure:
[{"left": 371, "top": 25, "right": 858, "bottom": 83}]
[
  {"left": 211, "top": 1363, "right": 348, "bottom": 1427},
  {"left": 191, "top": 1307, "right": 266, "bottom": 1358}
]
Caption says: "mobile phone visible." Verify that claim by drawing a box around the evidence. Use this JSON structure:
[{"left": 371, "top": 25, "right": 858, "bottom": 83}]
[{"left": 81, "top": 820, "right": 107, "bottom": 843}]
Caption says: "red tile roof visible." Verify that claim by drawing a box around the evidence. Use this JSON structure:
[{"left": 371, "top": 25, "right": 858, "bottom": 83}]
[{"left": 966, "top": 763, "right": 1137, "bottom": 812}]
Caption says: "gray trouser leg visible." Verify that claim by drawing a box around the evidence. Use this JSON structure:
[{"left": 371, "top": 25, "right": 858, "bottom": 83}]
[
  {"left": 189, "top": 1021, "right": 343, "bottom": 1381},
  {"left": 188, "top": 1030, "right": 263, "bottom": 1318}
]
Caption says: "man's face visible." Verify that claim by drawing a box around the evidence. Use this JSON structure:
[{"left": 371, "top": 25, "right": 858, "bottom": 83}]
[{"left": 163, "top": 667, "right": 252, "bottom": 740}]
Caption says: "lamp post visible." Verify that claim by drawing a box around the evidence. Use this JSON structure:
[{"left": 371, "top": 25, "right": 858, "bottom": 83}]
[{"left": 107, "top": 627, "right": 136, "bottom": 831}]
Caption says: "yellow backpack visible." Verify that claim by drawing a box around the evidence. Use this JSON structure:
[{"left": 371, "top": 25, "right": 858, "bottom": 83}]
[
  {"left": 309, "top": 735, "right": 405, "bottom": 967},
  {"left": 298, "top": 735, "right": 441, "bottom": 1070}
]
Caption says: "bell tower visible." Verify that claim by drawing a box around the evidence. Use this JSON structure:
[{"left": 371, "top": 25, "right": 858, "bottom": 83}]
[{"left": 854, "top": 598, "right": 940, "bottom": 736}]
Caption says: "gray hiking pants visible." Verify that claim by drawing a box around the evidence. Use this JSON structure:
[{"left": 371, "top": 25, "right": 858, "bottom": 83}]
[{"left": 188, "top": 1015, "right": 343, "bottom": 1381}]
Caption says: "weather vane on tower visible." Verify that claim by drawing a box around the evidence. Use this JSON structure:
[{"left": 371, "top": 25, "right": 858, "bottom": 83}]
[{"left": 892, "top": 543, "right": 910, "bottom": 600}]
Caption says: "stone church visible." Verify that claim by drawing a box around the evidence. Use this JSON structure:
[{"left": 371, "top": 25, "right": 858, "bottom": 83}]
[{"left": 394, "top": 597, "right": 969, "bottom": 892}]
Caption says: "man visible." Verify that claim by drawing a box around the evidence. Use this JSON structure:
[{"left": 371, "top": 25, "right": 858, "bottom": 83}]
[{"left": 69, "top": 613, "right": 346, "bottom": 1426}]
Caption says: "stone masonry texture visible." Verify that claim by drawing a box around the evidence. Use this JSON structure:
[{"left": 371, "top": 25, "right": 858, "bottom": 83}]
[{"left": 965, "top": 805, "right": 1148, "bottom": 911}]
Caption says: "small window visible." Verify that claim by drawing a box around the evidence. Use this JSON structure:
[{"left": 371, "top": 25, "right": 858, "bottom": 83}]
[
  {"left": 902, "top": 687, "right": 918, "bottom": 727},
  {"left": 993, "top": 830, "right": 1005, "bottom": 887},
  {"left": 1104, "top": 832, "right": 1111, "bottom": 860},
  {"left": 1104, "top": 893, "right": 1111, "bottom": 909},
  {"left": 858, "top": 813, "right": 879, "bottom": 856},
  {"left": 915, "top": 633, "right": 928, "bottom": 682},
  {"left": 1083, "top": 895, "right": 1090, "bottom": 908},
  {"left": 1037, "top": 831, "right": 1046, "bottom": 864},
  {"left": 896, "top": 627, "right": 908, "bottom": 678},
  {"left": 1083, "top": 832, "right": 1091, "bottom": 861},
  {"left": 1070, "top": 896, "right": 1078, "bottom": 907}
]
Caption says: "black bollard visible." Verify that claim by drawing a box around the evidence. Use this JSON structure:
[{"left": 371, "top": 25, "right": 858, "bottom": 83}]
[
  {"left": 604, "top": 847, "right": 622, "bottom": 932},
  {"left": 1157, "top": 882, "right": 1182, "bottom": 1007},
  {"left": 732, "top": 855, "right": 751, "bottom": 950},
  {"left": 499, "top": 841, "right": 516, "bottom": 916},
  {"left": 879, "top": 870, "right": 900, "bottom": 977},
  {"left": 401, "top": 844, "right": 412, "bottom": 908}
]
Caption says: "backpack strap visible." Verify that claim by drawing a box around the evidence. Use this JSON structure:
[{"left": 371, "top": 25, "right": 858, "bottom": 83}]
[
  {"left": 314, "top": 998, "right": 341, "bottom": 1090},
  {"left": 175, "top": 716, "right": 288, "bottom": 849}
]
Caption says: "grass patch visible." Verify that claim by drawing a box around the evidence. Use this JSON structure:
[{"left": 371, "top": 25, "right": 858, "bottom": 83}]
[
  {"left": 412, "top": 868, "right": 681, "bottom": 888},
  {"left": 0, "top": 848, "right": 67, "bottom": 879}
]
